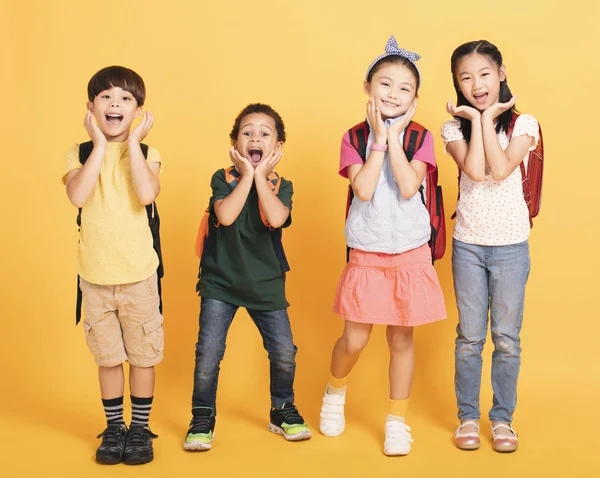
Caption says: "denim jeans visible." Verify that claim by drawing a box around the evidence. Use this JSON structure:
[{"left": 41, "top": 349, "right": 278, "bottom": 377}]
[
  {"left": 191, "top": 298, "right": 297, "bottom": 413},
  {"left": 452, "top": 239, "right": 530, "bottom": 423}
]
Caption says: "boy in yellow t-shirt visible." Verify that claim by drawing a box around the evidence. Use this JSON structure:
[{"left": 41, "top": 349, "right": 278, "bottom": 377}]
[{"left": 63, "top": 66, "right": 163, "bottom": 466}]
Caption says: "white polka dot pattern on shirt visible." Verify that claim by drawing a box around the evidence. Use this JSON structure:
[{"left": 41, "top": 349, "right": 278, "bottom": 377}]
[{"left": 440, "top": 115, "right": 540, "bottom": 246}]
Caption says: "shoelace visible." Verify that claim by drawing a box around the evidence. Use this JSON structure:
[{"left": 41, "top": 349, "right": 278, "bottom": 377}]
[
  {"left": 127, "top": 427, "right": 158, "bottom": 447},
  {"left": 97, "top": 425, "right": 124, "bottom": 446},
  {"left": 189, "top": 416, "right": 213, "bottom": 434},
  {"left": 277, "top": 405, "right": 304, "bottom": 425},
  {"left": 385, "top": 420, "right": 414, "bottom": 443}
]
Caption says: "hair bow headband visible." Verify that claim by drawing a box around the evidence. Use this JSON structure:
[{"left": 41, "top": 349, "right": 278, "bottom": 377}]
[{"left": 365, "top": 35, "right": 421, "bottom": 87}]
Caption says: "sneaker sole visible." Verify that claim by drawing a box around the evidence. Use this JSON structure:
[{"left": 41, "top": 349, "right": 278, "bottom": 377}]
[
  {"left": 320, "top": 418, "right": 345, "bottom": 437},
  {"left": 95, "top": 455, "right": 123, "bottom": 465},
  {"left": 384, "top": 448, "right": 411, "bottom": 456},
  {"left": 184, "top": 440, "right": 213, "bottom": 451},
  {"left": 123, "top": 455, "right": 153, "bottom": 465},
  {"left": 268, "top": 423, "right": 312, "bottom": 441}
]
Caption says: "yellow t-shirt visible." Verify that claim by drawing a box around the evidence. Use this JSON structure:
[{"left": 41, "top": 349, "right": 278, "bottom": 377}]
[{"left": 63, "top": 142, "right": 163, "bottom": 285}]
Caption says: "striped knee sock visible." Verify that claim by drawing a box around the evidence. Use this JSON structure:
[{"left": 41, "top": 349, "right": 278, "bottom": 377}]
[
  {"left": 131, "top": 396, "right": 153, "bottom": 428},
  {"left": 102, "top": 396, "right": 125, "bottom": 427}
]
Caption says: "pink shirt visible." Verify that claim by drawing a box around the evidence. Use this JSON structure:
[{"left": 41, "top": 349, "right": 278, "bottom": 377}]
[{"left": 339, "top": 129, "right": 436, "bottom": 178}]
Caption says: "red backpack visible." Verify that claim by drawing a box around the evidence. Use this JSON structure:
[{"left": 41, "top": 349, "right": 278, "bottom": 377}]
[
  {"left": 452, "top": 113, "right": 544, "bottom": 227},
  {"left": 346, "top": 121, "right": 446, "bottom": 263},
  {"left": 509, "top": 114, "right": 544, "bottom": 226},
  {"left": 195, "top": 166, "right": 289, "bottom": 271}
]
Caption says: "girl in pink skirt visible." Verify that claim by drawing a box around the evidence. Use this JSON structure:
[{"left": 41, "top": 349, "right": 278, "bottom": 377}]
[{"left": 319, "top": 36, "right": 446, "bottom": 456}]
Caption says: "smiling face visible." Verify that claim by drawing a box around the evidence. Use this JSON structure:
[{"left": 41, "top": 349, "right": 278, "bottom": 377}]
[
  {"left": 234, "top": 113, "right": 283, "bottom": 168},
  {"left": 455, "top": 53, "right": 506, "bottom": 111},
  {"left": 364, "top": 62, "right": 417, "bottom": 120},
  {"left": 88, "top": 86, "right": 142, "bottom": 142}
]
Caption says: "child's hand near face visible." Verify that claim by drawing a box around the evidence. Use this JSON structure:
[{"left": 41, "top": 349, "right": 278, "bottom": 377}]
[
  {"left": 366, "top": 97, "right": 387, "bottom": 144},
  {"left": 129, "top": 111, "right": 154, "bottom": 144},
  {"left": 482, "top": 96, "right": 517, "bottom": 121},
  {"left": 388, "top": 99, "right": 417, "bottom": 138},
  {"left": 229, "top": 146, "right": 255, "bottom": 178},
  {"left": 254, "top": 149, "right": 283, "bottom": 179},
  {"left": 446, "top": 99, "right": 481, "bottom": 122},
  {"left": 84, "top": 110, "right": 107, "bottom": 147}
]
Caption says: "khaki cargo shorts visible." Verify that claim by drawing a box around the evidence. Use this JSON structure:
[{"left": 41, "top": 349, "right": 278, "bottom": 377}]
[{"left": 80, "top": 272, "right": 164, "bottom": 367}]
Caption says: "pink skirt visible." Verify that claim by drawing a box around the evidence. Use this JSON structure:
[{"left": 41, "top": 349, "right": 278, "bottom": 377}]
[{"left": 333, "top": 245, "right": 447, "bottom": 326}]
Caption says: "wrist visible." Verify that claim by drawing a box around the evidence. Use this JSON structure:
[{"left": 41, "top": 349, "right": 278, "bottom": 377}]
[{"left": 371, "top": 142, "right": 387, "bottom": 152}]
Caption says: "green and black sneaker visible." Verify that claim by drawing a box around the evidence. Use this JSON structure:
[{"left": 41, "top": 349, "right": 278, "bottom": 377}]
[
  {"left": 269, "top": 403, "right": 312, "bottom": 441},
  {"left": 184, "top": 407, "right": 216, "bottom": 451}
]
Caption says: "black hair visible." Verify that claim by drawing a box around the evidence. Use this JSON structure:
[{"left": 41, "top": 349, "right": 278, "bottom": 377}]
[
  {"left": 229, "top": 103, "right": 286, "bottom": 144},
  {"left": 87, "top": 65, "right": 146, "bottom": 106},
  {"left": 367, "top": 56, "right": 420, "bottom": 90}
]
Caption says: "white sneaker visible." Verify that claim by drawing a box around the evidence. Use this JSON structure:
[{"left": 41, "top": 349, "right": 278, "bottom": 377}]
[
  {"left": 319, "top": 391, "right": 346, "bottom": 436},
  {"left": 384, "top": 417, "right": 413, "bottom": 456}
]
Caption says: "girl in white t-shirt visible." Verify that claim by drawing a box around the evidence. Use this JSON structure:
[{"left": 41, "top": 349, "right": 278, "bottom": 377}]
[{"left": 441, "top": 40, "right": 539, "bottom": 453}]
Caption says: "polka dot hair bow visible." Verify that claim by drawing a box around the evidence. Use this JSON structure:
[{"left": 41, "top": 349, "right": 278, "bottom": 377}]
[{"left": 365, "top": 35, "right": 422, "bottom": 87}]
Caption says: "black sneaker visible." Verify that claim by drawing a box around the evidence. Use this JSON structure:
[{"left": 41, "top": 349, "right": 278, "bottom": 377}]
[
  {"left": 269, "top": 403, "right": 312, "bottom": 441},
  {"left": 184, "top": 407, "right": 216, "bottom": 451},
  {"left": 95, "top": 424, "right": 128, "bottom": 464},
  {"left": 123, "top": 424, "right": 158, "bottom": 465}
]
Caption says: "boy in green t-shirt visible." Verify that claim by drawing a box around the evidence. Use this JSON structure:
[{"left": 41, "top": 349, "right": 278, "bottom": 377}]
[{"left": 184, "top": 104, "right": 311, "bottom": 451}]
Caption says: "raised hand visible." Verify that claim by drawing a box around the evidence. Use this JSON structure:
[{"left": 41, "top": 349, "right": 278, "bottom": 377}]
[
  {"left": 366, "top": 97, "right": 387, "bottom": 143},
  {"left": 483, "top": 96, "right": 517, "bottom": 121},
  {"left": 229, "top": 146, "right": 255, "bottom": 178},
  {"left": 446, "top": 99, "right": 481, "bottom": 122},
  {"left": 129, "top": 111, "right": 154, "bottom": 144},
  {"left": 254, "top": 149, "right": 283, "bottom": 179},
  {"left": 83, "top": 110, "right": 107, "bottom": 146}
]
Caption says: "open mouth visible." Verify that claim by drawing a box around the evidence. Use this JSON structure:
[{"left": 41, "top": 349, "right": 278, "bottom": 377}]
[
  {"left": 247, "top": 147, "right": 263, "bottom": 164},
  {"left": 105, "top": 113, "right": 123, "bottom": 125},
  {"left": 473, "top": 93, "right": 488, "bottom": 104}
]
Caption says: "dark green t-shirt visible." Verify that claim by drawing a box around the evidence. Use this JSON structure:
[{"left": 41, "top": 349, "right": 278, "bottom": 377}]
[{"left": 197, "top": 168, "right": 293, "bottom": 310}]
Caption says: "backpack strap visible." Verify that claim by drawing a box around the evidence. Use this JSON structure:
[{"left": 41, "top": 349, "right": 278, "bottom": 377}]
[{"left": 75, "top": 141, "right": 160, "bottom": 325}]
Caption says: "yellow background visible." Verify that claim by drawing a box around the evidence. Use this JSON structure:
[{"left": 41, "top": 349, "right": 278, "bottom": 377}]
[{"left": 1, "top": 0, "right": 598, "bottom": 476}]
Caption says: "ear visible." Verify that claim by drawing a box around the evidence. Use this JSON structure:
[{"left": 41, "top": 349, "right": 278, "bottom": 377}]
[
  {"left": 275, "top": 141, "right": 284, "bottom": 152},
  {"left": 499, "top": 65, "right": 507, "bottom": 82},
  {"left": 134, "top": 105, "right": 142, "bottom": 119},
  {"left": 363, "top": 80, "right": 371, "bottom": 95},
  {"left": 87, "top": 101, "right": 94, "bottom": 113}
]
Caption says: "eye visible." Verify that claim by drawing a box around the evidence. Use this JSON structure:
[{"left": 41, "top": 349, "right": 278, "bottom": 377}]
[
  {"left": 381, "top": 82, "right": 391, "bottom": 87},
  {"left": 482, "top": 73, "right": 490, "bottom": 77},
  {"left": 123, "top": 96, "right": 131, "bottom": 101},
  {"left": 101, "top": 94, "right": 110, "bottom": 99},
  {"left": 401, "top": 88, "right": 410, "bottom": 92},
  {"left": 261, "top": 132, "right": 270, "bottom": 137},
  {"left": 242, "top": 131, "right": 251, "bottom": 136},
  {"left": 461, "top": 77, "right": 471, "bottom": 82}
]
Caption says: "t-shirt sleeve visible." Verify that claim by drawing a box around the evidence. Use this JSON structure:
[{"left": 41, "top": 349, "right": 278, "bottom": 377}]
[
  {"left": 62, "top": 143, "right": 82, "bottom": 184},
  {"left": 440, "top": 119, "right": 464, "bottom": 154},
  {"left": 339, "top": 131, "right": 364, "bottom": 178},
  {"left": 147, "top": 146, "right": 164, "bottom": 175},
  {"left": 209, "top": 169, "right": 231, "bottom": 211},
  {"left": 411, "top": 130, "right": 436, "bottom": 172},
  {"left": 277, "top": 178, "right": 293, "bottom": 229},
  {"left": 512, "top": 114, "right": 540, "bottom": 152}
]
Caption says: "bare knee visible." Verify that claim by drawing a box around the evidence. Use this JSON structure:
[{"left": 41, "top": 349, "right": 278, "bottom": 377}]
[
  {"left": 387, "top": 327, "right": 414, "bottom": 354},
  {"left": 341, "top": 329, "right": 371, "bottom": 355}
]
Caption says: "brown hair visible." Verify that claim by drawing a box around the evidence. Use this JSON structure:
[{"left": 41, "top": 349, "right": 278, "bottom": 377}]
[{"left": 87, "top": 66, "right": 146, "bottom": 106}]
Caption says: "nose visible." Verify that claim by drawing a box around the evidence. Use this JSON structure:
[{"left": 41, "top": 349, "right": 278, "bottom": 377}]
[
  {"left": 109, "top": 98, "right": 120, "bottom": 108},
  {"left": 388, "top": 90, "right": 398, "bottom": 100}
]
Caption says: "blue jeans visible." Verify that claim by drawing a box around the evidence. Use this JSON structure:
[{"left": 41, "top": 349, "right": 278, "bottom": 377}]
[
  {"left": 452, "top": 239, "right": 530, "bottom": 423},
  {"left": 191, "top": 298, "right": 297, "bottom": 413}
]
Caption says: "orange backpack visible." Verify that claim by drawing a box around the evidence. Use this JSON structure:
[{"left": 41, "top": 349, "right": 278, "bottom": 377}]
[{"left": 195, "top": 166, "right": 289, "bottom": 270}]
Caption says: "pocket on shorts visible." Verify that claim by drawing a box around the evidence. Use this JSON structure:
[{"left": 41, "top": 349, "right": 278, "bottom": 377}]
[
  {"left": 142, "top": 313, "right": 164, "bottom": 356},
  {"left": 143, "top": 272, "right": 159, "bottom": 296},
  {"left": 84, "top": 317, "right": 106, "bottom": 360}
]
